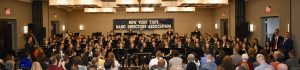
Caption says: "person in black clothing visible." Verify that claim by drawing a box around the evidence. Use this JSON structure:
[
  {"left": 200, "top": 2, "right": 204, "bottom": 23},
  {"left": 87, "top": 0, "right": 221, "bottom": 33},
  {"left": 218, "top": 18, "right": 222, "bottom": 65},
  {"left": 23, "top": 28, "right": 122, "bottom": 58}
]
[
  {"left": 25, "top": 36, "right": 35, "bottom": 53},
  {"left": 271, "top": 29, "right": 284, "bottom": 51}
]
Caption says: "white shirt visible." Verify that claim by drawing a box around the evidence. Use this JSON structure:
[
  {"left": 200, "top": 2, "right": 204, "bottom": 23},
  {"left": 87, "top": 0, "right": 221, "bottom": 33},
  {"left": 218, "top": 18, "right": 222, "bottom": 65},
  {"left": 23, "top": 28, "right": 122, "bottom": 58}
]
[
  {"left": 149, "top": 57, "right": 167, "bottom": 69},
  {"left": 110, "top": 60, "right": 120, "bottom": 70}
]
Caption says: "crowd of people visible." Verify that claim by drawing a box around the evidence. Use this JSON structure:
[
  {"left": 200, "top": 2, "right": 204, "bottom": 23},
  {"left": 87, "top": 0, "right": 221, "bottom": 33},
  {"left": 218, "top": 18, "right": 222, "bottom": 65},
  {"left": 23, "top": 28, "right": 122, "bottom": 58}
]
[{"left": 0, "top": 29, "right": 299, "bottom": 70}]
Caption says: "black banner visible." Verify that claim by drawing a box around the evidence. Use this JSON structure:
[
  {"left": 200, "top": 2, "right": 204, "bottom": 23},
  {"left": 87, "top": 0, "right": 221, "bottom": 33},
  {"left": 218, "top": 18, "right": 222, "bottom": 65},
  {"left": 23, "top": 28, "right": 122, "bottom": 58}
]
[{"left": 113, "top": 19, "right": 174, "bottom": 30}]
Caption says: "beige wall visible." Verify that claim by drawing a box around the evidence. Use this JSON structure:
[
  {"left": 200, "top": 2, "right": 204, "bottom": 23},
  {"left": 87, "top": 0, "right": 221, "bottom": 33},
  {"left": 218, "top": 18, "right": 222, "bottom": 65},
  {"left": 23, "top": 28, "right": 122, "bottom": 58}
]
[
  {"left": 0, "top": 0, "right": 32, "bottom": 50},
  {"left": 291, "top": 0, "right": 300, "bottom": 57},
  {"left": 0, "top": 0, "right": 68, "bottom": 49},
  {"left": 66, "top": 8, "right": 216, "bottom": 36},
  {"left": 214, "top": 0, "right": 236, "bottom": 37},
  {"left": 245, "top": 0, "right": 290, "bottom": 45}
]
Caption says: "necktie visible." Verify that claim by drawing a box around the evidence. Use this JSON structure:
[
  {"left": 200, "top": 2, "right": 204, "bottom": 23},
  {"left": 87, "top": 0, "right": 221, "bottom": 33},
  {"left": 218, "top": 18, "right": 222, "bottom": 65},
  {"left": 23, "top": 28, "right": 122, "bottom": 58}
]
[{"left": 275, "top": 37, "right": 278, "bottom": 49}]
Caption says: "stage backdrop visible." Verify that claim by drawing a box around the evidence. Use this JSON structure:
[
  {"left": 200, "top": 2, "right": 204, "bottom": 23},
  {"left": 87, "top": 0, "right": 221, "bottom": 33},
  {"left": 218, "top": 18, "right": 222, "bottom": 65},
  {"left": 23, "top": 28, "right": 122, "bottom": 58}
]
[{"left": 113, "top": 18, "right": 174, "bottom": 30}]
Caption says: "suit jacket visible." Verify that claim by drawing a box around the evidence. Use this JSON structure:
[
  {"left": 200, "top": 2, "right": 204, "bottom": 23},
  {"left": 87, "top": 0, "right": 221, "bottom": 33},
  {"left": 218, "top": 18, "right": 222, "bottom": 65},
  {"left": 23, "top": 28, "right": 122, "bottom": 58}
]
[
  {"left": 281, "top": 38, "right": 293, "bottom": 54},
  {"left": 271, "top": 35, "right": 283, "bottom": 51}
]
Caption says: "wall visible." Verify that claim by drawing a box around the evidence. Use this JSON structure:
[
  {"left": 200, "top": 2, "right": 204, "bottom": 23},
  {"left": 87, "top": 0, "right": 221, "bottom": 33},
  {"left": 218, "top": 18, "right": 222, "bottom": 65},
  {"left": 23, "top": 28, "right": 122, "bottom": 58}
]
[
  {"left": 45, "top": 4, "right": 68, "bottom": 38},
  {"left": 291, "top": 0, "right": 300, "bottom": 57},
  {"left": 0, "top": 0, "right": 32, "bottom": 50},
  {"left": 66, "top": 8, "right": 215, "bottom": 36},
  {"left": 245, "top": 0, "right": 290, "bottom": 45},
  {"left": 0, "top": 0, "right": 68, "bottom": 49},
  {"left": 214, "top": 0, "right": 236, "bottom": 37}
]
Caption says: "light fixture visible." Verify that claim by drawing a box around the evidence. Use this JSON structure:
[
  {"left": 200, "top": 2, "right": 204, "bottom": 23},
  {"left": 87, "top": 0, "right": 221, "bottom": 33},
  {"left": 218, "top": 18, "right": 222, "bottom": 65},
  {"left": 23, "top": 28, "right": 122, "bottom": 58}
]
[
  {"left": 62, "top": 25, "right": 65, "bottom": 31},
  {"left": 79, "top": 25, "right": 84, "bottom": 31},
  {"left": 84, "top": 7, "right": 116, "bottom": 13},
  {"left": 49, "top": 0, "right": 74, "bottom": 6},
  {"left": 288, "top": 24, "right": 290, "bottom": 32},
  {"left": 101, "top": 7, "right": 116, "bottom": 13},
  {"left": 250, "top": 23, "right": 254, "bottom": 32},
  {"left": 126, "top": 7, "right": 139, "bottom": 13},
  {"left": 181, "top": 7, "right": 195, "bottom": 12},
  {"left": 165, "top": 7, "right": 180, "bottom": 12},
  {"left": 197, "top": 24, "right": 201, "bottom": 29},
  {"left": 116, "top": 0, "right": 139, "bottom": 7},
  {"left": 165, "top": 7, "right": 195, "bottom": 13},
  {"left": 140, "top": 0, "right": 162, "bottom": 6},
  {"left": 73, "top": 0, "right": 99, "bottom": 6},
  {"left": 205, "top": 0, "right": 228, "bottom": 4},
  {"left": 179, "top": 0, "right": 204, "bottom": 5},
  {"left": 24, "top": 26, "right": 28, "bottom": 34},
  {"left": 141, "top": 7, "right": 155, "bottom": 13},
  {"left": 215, "top": 23, "right": 218, "bottom": 29}
]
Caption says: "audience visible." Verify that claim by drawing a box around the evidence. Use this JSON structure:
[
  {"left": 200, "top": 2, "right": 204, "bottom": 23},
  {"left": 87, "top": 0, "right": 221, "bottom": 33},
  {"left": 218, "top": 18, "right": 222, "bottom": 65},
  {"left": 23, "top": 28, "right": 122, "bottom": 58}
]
[
  {"left": 221, "top": 56, "right": 235, "bottom": 70},
  {"left": 285, "top": 50, "right": 300, "bottom": 67},
  {"left": 168, "top": 50, "right": 183, "bottom": 69},
  {"left": 200, "top": 54, "right": 216, "bottom": 70},
  {"left": 254, "top": 54, "right": 274, "bottom": 70},
  {"left": 185, "top": 54, "right": 198, "bottom": 70},
  {"left": 47, "top": 56, "right": 64, "bottom": 70},
  {"left": 4, "top": 54, "right": 15, "bottom": 70},
  {"left": 230, "top": 44, "right": 242, "bottom": 65},
  {"left": 277, "top": 63, "right": 288, "bottom": 70},
  {"left": 0, "top": 29, "right": 296, "bottom": 70},
  {"left": 236, "top": 54, "right": 253, "bottom": 70},
  {"left": 149, "top": 51, "right": 167, "bottom": 69}
]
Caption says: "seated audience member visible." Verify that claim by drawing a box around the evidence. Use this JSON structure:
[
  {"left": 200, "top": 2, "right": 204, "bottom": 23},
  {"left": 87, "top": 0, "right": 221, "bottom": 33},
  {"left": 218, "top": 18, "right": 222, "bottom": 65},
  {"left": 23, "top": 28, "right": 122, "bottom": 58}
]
[
  {"left": 20, "top": 53, "right": 32, "bottom": 69},
  {"left": 31, "top": 58, "right": 43, "bottom": 70},
  {"left": 200, "top": 50, "right": 215, "bottom": 65},
  {"left": 4, "top": 54, "right": 15, "bottom": 70},
  {"left": 185, "top": 54, "right": 197, "bottom": 70},
  {"left": 236, "top": 65, "right": 248, "bottom": 70},
  {"left": 277, "top": 63, "right": 288, "bottom": 70},
  {"left": 0, "top": 59, "right": 4, "bottom": 69},
  {"left": 149, "top": 51, "right": 167, "bottom": 69},
  {"left": 200, "top": 54, "right": 217, "bottom": 70},
  {"left": 247, "top": 48, "right": 257, "bottom": 63},
  {"left": 254, "top": 54, "right": 274, "bottom": 70},
  {"left": 230, "top": 44, "right": 242, "bottom": 65},
  {"left": 47, "top": 56, "right": 64, "bottom": 70},
  {"left": 104, "top": 52, "right": 120, "bottom": 70},
  {"left": 168, "top": 50, "right": 183, "bottom": 69},
  {"left": 270, "top": 51, "right": 284, "bottom": 70},
  {"left": 221, "top": 56, "right": 235, "bottom": 70},
  {"left": 236, "top": 54, "right": 253, "bottom": 70},
  {"left": 151, "top": 59, "right": 167, "bottom": 70},
  {"left": 285, "top": 50, "right": 300, "bottom": 67},
  {"left": 216, "top": 65, "right": 225, "bottom": 70}
]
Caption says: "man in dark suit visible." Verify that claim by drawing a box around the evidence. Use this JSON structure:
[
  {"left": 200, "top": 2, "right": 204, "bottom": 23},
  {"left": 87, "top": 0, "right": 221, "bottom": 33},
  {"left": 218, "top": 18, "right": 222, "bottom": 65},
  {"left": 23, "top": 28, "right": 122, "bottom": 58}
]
[
  {"left": 281, "top": 32, "right": 293, "bottom": 59},
  {"left": 271, "top": 29, "right": 283, "bottom": 51}
]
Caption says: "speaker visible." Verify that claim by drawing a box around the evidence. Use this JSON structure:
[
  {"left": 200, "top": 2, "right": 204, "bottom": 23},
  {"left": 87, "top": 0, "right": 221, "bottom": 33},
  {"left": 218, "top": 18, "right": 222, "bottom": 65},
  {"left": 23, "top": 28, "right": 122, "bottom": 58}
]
[{"left": 28, "top": 24, "right": 34, "bottom": 31}]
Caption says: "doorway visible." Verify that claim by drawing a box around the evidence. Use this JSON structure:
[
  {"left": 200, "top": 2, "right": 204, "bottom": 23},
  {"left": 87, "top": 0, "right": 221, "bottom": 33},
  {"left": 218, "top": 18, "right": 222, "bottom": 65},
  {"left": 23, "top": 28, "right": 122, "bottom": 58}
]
[
  {"left": 260, "top": 16, "right": 280, "bottom": 45},
  {"left": 51, "top": 21, "right": 60, "bottom": 35},
  {"left": 0, "top": 19, "right": 16, "bottom": 58},
  {"left": 221, "top": 19, "right": 229, "bottom": 37}
]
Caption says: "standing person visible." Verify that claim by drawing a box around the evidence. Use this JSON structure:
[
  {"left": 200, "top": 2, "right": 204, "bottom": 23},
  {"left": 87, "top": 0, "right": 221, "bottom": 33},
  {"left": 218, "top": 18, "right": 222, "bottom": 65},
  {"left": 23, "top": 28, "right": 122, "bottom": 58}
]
[
  {"left": 25, "top": 36, "right": 35, "bottom": 53},
  {"left": 271, "top": 29, "right": 283, "bottom": 51},
  {"left": 281, "top": 32, "right": 293, "bottom": 59}
]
